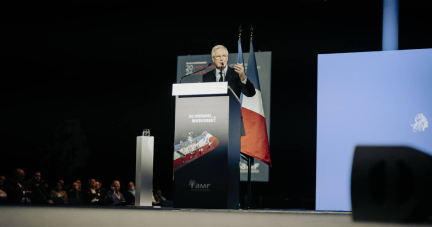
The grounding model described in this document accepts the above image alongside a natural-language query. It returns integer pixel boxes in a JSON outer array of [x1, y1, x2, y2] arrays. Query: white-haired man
[[203, 45, 256, 137], [202, 45, 256, 99]]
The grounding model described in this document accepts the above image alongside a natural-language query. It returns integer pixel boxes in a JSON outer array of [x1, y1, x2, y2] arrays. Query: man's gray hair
[[211, 45, 229, 57]]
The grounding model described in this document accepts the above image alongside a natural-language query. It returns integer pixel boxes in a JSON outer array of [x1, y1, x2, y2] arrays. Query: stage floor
[[0, 205, 430, 227]]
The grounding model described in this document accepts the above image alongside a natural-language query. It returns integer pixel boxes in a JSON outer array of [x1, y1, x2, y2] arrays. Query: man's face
[[33, 173, 41, 182], [16, 170, 25, 182], [56, 182, 62, 191], [90, 179, 96, 188], [72, 182, 79, 190], [128, 182, 135, 191], [76, 180, 82, 189], [212, 48, 228, 69], [156, 190, 162, 196], [96, 182, 101, 190]]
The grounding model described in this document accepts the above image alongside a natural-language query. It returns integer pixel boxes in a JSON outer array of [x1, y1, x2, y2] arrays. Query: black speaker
[[351, 146, 432, 222]]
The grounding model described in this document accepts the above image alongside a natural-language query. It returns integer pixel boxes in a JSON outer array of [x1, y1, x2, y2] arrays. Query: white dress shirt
[[215, 66, 248, 84]]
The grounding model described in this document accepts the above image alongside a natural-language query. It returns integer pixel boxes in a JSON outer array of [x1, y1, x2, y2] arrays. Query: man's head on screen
[[211, 45, 229, 70]]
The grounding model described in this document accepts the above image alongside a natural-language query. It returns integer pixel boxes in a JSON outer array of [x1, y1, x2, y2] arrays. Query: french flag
[[240, 40, 272, 167]]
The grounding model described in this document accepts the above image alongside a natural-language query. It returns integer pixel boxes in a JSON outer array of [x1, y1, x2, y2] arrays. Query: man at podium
[[202, 45, 256, 99]]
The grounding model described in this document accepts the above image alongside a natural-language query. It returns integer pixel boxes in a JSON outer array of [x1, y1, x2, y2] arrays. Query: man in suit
[[28, 171, 53, 204], [83, 178, 105, 205], [202, 45, 256, 99], [3, 169, 32, 204], [203, 45, 256, 137]]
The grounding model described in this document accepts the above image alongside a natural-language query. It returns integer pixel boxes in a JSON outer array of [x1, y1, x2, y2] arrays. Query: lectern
[[172, 82, 241, 209], [135, 136, 154, 207]]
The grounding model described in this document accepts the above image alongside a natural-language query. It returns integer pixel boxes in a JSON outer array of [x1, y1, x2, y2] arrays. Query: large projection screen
[[316, 48, 432, 211], [177, 52, 272, 182]]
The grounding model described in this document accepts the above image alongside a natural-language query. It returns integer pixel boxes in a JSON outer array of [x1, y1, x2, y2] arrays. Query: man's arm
[[234, 63, 256, 97]]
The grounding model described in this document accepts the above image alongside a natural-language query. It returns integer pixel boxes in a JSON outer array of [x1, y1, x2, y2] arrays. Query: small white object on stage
[[135, 135, 154, 207]]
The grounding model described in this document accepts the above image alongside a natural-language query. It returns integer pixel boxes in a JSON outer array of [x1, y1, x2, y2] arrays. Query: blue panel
[[316, 48, 432, 211]]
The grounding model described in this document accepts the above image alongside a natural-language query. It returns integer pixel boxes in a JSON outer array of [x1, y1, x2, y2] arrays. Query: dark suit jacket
[[28, 181, 52, 204], [202, 67, 256, 98], [3, 178, 26, 204], [83, 188, 105, 205]]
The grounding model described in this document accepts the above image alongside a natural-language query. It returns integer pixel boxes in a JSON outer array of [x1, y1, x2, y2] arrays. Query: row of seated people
[[0, 168, 169, 206]]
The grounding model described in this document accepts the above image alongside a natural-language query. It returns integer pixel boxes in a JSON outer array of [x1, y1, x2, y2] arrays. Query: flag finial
[[250, 23, 253, 41], [239, 24, 242, 41]]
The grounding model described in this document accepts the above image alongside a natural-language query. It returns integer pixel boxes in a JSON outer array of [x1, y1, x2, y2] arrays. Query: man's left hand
[[234, 63, 246, 81]]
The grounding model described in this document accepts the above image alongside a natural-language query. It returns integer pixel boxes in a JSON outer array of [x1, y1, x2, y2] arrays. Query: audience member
[[3, 169, 32, 204], [83, 178, 104, 205], [106, 180, 126, 206], [50, 181, 69, 204], [152, 188, 159, 206], [152, 193, 159, 206], [76, 180, 82, 191], [0, 176, 7, 203], [123, 181, 135, 205], [154, 189, 173, 207], [68, 182, 83, 199], [96, 181, 107, 204], [96, 181, 106, 198], [154, 189, 166, 202], [28, 172, 53, 204]]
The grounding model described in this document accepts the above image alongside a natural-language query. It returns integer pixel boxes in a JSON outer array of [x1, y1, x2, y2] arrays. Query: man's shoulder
[[203, 69, 215, 77], [202, 69, 215, 82]]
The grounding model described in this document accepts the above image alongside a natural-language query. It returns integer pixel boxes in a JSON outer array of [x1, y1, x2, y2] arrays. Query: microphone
[[220, 63, 224, 82], [179, 63, 212, 83]]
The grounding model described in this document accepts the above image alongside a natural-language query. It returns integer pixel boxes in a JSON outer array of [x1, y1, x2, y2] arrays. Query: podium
[[135, 136, 154, 206], [172, 82, 241, 209]]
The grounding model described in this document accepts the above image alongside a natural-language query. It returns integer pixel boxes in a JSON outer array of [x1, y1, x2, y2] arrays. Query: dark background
[[1, 0, 431, 209]]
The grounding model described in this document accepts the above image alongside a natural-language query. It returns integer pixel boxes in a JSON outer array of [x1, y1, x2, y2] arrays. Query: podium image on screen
[[172, 82, 241, 209]]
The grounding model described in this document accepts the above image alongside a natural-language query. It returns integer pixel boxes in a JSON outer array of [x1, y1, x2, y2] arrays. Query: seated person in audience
[[50, 181, 69, 204], [0, 175, 7, 203], [3, 169, 32, 204], [106, 180, 126, 206], [76, 180, 82, 191], [96, 181, 106, 197], [83, 178, 104, 205], [28, 172, 53, 204], [155, 189, 166, 202], [154, 189, 173, 207], [68, 182, 83, 199], [152, 188, 160, 206], [96, 181, 106, 204], [152, 193, 159, 206], [123, 181, 135, 205]]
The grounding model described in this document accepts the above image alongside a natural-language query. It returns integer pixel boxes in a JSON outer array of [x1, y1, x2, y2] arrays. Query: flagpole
[[239, 24, 242, 41], [246, 23, 253, 210]]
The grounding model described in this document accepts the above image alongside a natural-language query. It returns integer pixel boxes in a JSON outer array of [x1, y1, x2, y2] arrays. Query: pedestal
[[135, 136, 154, 206]]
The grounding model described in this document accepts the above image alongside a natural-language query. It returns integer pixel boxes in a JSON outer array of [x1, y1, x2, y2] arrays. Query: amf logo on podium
[[189, 179, 211, 192]]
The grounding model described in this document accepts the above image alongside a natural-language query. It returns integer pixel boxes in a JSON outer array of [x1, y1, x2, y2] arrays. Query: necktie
[[219, 71, 223, 82]]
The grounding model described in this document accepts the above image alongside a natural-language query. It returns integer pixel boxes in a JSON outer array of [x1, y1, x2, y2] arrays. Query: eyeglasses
[[214, 55, 228, 60]]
